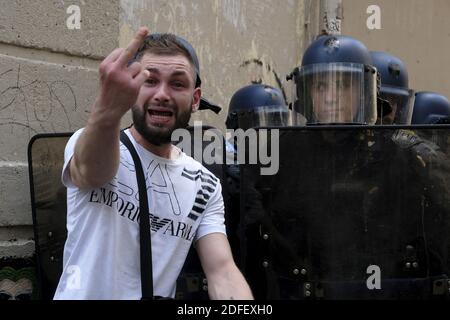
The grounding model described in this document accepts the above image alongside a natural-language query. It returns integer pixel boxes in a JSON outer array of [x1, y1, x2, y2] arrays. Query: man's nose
[[153, 82, 170, 103]]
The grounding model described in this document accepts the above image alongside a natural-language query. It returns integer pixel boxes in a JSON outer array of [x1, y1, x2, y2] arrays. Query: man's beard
[[132, 102, 192, 146]]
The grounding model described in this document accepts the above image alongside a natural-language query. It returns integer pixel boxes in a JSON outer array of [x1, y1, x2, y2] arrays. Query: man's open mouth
[[148, 109, 174, 117], [147, 108, 174, 125]]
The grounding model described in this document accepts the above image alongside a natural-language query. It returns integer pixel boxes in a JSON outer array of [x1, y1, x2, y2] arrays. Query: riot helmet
[[226, 84, 294, 130], [288, 35, 378, 125], [370, 51, 414, 124], [411, 91, 450, 124]]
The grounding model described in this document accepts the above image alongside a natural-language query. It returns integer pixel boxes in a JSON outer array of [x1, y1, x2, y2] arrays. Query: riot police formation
[[237, 35, 450, 299]]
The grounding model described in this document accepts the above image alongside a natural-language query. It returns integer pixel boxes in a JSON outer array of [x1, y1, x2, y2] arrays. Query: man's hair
[[134, 34, 192, 63], [132, 33, 201, 87]]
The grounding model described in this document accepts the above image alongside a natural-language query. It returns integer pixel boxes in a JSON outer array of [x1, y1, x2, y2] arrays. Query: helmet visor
[[291, 63, 377, 125], [378, 87, 415, 125], [236, 105, 302, 129]]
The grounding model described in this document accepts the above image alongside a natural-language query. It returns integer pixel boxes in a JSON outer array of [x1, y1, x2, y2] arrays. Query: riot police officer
[[288, 35, 378, 125], [225, 84, 292, 296], [410, 91, 450, 153], [412, 91, 450, 124], [226, 84, 292, 131], [224, 84, 292, 269], [370, 51, 414, 124], [370, 52, 449, 182]]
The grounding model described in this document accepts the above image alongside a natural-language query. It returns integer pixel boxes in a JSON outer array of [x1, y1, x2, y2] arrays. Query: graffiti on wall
[[0, 65, 80, 138]]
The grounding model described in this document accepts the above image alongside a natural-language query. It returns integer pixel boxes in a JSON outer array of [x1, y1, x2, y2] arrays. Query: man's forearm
[[207, 265, 254, 300], [70, 104, 122, 189], [69, 28, 150, 189]]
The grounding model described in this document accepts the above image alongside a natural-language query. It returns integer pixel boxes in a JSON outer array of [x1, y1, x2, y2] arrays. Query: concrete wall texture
[[118, 0, 307, 128], [0, 0, 119, 265], [342, 0, 450, 99]]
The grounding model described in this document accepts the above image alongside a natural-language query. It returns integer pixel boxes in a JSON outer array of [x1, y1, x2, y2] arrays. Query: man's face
[[310, 75, 360, 123], [132, 52, 201, 146]]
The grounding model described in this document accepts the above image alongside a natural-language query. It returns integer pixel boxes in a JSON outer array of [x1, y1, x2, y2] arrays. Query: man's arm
[[69, 27, 150, 189], [196, 233, 253, 300]]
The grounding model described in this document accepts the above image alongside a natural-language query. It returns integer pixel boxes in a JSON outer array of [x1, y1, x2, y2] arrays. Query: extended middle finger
[[116, 27, 149, 67]]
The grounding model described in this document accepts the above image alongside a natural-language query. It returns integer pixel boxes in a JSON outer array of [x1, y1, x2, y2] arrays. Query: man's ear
[[192, 87, 201, 113]]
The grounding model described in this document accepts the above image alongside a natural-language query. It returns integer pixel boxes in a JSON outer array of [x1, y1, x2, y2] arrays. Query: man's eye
[[172, 82, 186, 88], [146, 78, 158, 85]]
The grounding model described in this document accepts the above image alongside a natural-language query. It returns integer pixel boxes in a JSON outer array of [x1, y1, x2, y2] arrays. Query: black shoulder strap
[[119, 130, 153, 300]]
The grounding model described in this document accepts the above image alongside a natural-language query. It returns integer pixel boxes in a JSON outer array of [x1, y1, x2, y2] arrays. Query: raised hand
[[69, 27, 151, 189], [95, 27, 150, 121]]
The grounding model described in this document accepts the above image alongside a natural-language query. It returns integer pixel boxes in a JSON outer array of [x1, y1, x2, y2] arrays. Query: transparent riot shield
[[240, 125, 450, 300], [28, 133, 72, 300]]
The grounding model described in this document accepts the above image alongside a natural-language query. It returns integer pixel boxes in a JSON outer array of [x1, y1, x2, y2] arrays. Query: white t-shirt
[[53, 128, 226, 300]]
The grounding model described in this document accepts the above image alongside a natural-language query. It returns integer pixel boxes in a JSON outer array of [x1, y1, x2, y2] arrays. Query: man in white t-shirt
[[53, 27, 253, 300]]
